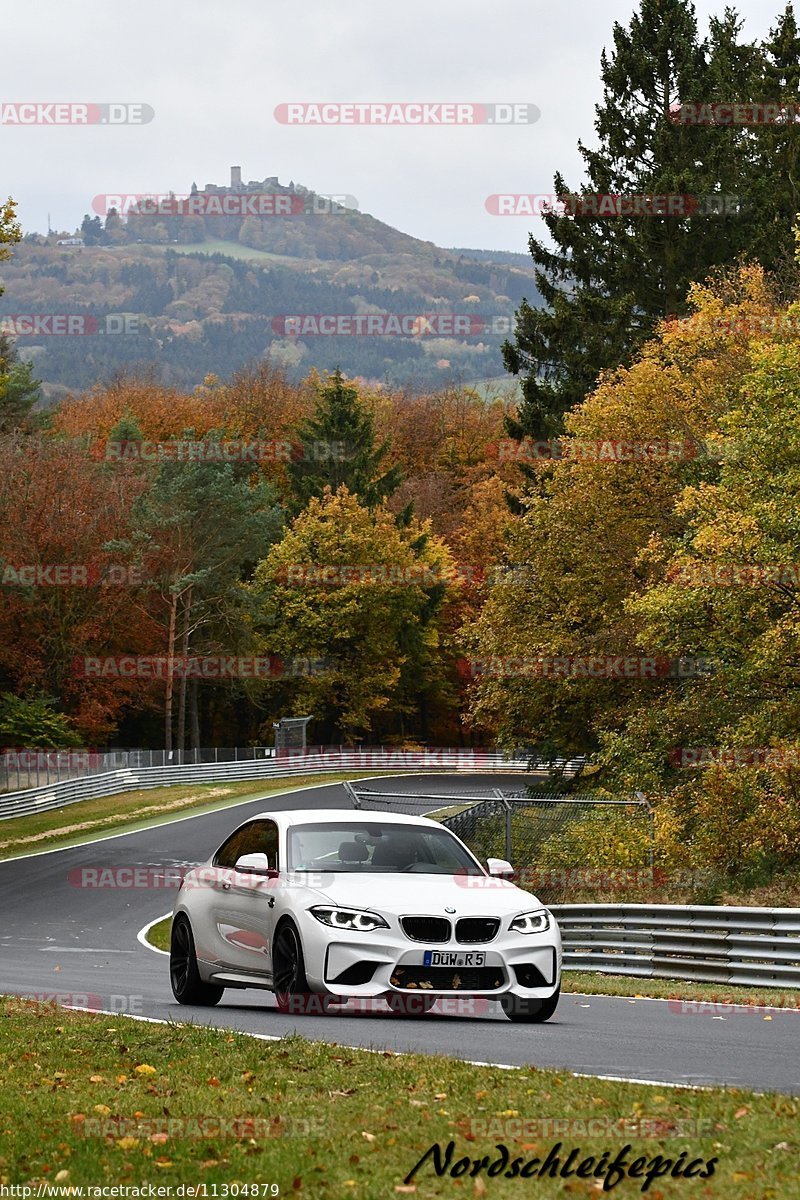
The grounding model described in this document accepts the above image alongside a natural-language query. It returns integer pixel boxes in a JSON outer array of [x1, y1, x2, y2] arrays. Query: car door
[[206, 819, 280, 979]]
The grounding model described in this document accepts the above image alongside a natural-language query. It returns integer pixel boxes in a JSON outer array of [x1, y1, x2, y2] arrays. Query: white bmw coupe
[[170, 807, 561, 1022]]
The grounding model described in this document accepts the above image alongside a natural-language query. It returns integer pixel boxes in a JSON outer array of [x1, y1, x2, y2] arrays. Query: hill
[[0, 168, 537, 399]]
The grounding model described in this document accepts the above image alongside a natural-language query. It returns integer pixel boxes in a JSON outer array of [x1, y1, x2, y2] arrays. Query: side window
[[246, 819, 279, 870], [214, 820, 280, 869], [214, 824, 255, 869]]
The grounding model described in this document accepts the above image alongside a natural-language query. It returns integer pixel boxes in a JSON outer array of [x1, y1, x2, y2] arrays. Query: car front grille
[[456, 917, 500, 943], [391, 966, 505, 991], [401, 916, 451, 942]]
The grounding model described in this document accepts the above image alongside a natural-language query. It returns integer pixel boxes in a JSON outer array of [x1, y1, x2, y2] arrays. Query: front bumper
[[297, 910, 562, 1000]]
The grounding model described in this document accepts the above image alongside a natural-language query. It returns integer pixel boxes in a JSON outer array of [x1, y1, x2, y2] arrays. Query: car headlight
[[309, 905, 389, 932], [509, 909, 551, 935]]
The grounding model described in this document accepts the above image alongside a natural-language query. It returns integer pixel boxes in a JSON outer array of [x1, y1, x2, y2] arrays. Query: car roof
[[247, 807, 444, 829]]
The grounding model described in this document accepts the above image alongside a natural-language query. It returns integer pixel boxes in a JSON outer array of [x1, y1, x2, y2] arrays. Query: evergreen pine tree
[[0, 333, 40, 433], [752, 2, 800, 289], [287, 370, 402, 511], [503, 0, 789, 467]]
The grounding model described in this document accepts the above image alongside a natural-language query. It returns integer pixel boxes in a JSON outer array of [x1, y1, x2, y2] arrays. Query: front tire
[[170, 915, 224, 1006], [272, 921, 334, 1014], [501, 985, 560, 1023]]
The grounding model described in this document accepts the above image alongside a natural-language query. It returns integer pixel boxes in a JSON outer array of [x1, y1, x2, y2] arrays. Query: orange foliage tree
[[0, 435, 162, 741]]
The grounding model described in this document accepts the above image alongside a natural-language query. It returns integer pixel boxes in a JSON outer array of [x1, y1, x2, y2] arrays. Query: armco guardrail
[[551, 903, 800, 988], [0, 746, 276, 794], [0, 749, 532, 821]]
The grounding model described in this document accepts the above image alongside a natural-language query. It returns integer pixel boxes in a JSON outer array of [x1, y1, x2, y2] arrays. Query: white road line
[[572, 1071, 712, 1090], [39, 947, 139, 953], [565, 989, 800, 1014], [54, 1002, 713, 1089]]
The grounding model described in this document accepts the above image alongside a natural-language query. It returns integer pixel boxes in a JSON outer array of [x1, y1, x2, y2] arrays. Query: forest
[[4, 0, 800, 901]]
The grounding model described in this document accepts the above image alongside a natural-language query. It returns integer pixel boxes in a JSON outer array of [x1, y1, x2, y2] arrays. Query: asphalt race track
[[1, 773, 797, 1095]]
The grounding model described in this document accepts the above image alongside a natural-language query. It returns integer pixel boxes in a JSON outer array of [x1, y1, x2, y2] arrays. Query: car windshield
[[287, 821, 484, 874]]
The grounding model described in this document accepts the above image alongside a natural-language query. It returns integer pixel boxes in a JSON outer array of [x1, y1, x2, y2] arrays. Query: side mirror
[[486, 857, 515, 879], [235, 852, 278, 878]]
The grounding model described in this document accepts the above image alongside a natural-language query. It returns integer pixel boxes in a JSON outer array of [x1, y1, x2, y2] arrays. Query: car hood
[[294, 871, 545, 918]]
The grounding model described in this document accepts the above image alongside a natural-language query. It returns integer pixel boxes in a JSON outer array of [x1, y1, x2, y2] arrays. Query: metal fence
[[349, 782, 652, 892], [551, 903, 800, 988], [0, 748, 534, 821], [0, 746, 276, 794]]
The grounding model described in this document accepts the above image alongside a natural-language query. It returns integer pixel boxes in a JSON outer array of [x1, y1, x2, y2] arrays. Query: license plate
[[423, 950, 485, 968]]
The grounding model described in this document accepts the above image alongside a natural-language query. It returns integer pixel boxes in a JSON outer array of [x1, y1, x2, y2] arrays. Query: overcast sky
[[2, 0, 786, 253]]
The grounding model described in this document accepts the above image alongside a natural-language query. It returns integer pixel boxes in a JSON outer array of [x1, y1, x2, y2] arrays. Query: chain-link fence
[[346, 783, 654, 905]]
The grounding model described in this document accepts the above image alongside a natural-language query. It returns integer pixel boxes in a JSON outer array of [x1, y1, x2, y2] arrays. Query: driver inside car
[[369, 833, 420, 869]]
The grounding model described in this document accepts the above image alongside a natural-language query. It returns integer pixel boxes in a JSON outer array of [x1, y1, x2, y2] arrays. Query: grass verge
[[146, 917, 172, 953], [562, 971, 800, 1009], [1, 997, 797, 1195], [0, 773, 377, 862]]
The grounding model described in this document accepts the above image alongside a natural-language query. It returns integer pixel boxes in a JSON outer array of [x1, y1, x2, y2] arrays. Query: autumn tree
[[468, 265, 774, 759], [0, 693, 81, 748], [378, 385, 514, 539], [107, 428, 283, 750], [54, 378, 231, 444], [0, 197, 19, 263], [0, 434, 156, 742], [470, 262, 800, 891], [251, 487, 458, 742]]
